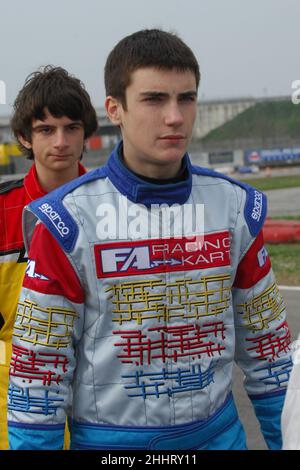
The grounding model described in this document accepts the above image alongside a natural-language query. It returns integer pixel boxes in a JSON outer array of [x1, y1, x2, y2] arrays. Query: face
[[106, 67, 198, 178], [20, 108, 85, 177]]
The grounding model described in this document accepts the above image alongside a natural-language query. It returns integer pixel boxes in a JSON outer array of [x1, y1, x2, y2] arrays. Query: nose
[[53, 129, 69, 148], [164, 102, 184, 127]]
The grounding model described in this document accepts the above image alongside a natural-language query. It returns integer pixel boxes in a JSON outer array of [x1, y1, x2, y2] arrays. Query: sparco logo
[[39, 203, 70, 237], [251, 190, 263, 221]]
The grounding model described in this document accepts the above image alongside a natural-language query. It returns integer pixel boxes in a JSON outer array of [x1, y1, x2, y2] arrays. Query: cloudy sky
[[0, 0, 299, 115]]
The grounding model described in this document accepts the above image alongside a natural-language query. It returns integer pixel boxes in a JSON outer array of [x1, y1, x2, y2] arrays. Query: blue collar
[[106, 141, 193, 207]]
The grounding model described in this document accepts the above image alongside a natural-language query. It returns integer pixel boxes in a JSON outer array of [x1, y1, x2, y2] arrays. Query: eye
[[67, 124, 82, 132], [142, 94, 165, 103], [179, 94, 197, 103], [144, 96, 162, 102], [39, 127, 53, 134]]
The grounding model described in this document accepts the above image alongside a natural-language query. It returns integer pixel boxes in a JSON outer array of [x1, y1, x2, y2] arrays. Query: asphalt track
[[265, 187, 300, 217], [233, 286, 300, 450]]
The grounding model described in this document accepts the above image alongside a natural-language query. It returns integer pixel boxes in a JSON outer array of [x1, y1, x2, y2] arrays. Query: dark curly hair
[[11, 66, 98, 159]]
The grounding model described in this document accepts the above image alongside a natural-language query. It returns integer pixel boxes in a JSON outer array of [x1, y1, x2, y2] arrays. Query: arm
[[232, 191, 292, 450], [0, 191, 27, 450], [7, 223, 84, 450]]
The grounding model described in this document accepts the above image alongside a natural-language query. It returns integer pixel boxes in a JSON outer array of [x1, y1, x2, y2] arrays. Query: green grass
[[238, 173, 300, 191], [267, 243, 300, 285], [271, 215, 300, 221], [202, 100, 300, 142]]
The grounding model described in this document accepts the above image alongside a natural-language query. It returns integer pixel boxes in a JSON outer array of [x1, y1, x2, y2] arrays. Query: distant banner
[[209, 150, 233, 165], [245, 148, 300, 164]]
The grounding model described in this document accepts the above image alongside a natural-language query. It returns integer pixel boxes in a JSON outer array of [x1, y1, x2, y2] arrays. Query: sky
[[0, 0, 299, 115]]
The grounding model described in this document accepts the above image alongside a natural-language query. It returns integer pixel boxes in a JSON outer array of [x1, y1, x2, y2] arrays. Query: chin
[[161, 151, 185, 163]]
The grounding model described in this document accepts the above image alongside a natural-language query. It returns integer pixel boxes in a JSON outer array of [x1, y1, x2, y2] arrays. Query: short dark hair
[[11, 66, 98, 159], [104, 29, 200, 108]]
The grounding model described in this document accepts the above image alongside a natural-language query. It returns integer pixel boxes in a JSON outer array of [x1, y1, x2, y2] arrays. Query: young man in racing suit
[[8, 30, 292, 450], [0, 66, 98, 449]]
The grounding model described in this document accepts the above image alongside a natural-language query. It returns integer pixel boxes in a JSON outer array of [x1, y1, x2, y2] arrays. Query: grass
[[238, 173, 300, 191], [267, 243, 300, 285], [202, 100, 300, 142], [270, 215, 300, 221]]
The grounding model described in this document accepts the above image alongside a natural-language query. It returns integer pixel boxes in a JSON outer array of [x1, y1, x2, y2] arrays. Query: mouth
[[50, 154, 70, 158], [159, 135, 185, 143], [160, 135, 185, 140]]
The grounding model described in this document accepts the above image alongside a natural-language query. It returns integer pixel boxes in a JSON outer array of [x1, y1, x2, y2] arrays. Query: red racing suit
[[0, 163, 85, 449]]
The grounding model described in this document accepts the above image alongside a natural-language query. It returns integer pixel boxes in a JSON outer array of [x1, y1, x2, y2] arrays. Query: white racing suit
[[8, 142, 292, 450]]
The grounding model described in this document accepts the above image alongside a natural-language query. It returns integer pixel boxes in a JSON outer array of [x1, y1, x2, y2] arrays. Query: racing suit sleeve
[[232, 224, 292, 450], [7, 223, 85, 450]]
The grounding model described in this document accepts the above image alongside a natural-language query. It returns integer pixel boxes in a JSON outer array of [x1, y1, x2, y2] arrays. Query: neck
[[35, 164, 80, 192], [122, 153, 183, 180]]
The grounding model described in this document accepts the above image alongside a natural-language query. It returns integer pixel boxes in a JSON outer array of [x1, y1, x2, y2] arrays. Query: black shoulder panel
[[0, 178, 24, 195]]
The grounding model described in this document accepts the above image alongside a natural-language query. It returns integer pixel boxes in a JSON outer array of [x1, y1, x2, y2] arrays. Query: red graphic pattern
[[10, 344, 69, 385], [246, 321, 291, 362], [113, 322, 226, 366]]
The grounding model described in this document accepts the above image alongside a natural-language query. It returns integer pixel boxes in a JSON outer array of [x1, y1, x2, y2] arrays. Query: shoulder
[[191, 165, 267, 237], [0, 178, 24, 195], [25, 167, 107, 253]]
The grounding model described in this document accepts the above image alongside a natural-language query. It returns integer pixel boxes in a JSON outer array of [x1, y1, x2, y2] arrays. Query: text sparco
[[39, 203, 70, 237], [251, 190, 263, 221]]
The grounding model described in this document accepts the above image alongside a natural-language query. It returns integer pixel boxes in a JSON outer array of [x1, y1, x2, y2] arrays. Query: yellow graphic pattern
[[106, 274, 231, 325], [237, 283, 285, 331], [14, 299, 78, 349]]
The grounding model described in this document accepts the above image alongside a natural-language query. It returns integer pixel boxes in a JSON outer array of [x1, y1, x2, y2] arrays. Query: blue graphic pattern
[[123, 363, 215, 398], [8, 385, 64, 415], [255, 357, 293, 387]]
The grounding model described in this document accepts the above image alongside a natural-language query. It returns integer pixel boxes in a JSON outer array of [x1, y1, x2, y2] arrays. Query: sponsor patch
[[257, 246, 269, 268], [25, 260, 49, 280], [94, 232, 230, 278], [251, 190, 263, 222], [38, 203, 70, 238]]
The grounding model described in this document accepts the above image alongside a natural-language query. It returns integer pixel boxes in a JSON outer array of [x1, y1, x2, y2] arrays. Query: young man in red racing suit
[[0, 66, 97, 449]]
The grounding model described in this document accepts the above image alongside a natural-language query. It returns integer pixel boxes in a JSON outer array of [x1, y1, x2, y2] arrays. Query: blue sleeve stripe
[[248, 388, 287, 401], [249, 391, 286, 449], [8, 423, 65, 450], [8, 420, 64, 430]]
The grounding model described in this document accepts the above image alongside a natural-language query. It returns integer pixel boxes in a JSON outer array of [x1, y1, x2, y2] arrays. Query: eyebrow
[[139, 91, 198, 98], [32, 121, 83, 131]]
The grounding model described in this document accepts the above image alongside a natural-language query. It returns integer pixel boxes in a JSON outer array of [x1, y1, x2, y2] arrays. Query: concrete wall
[[193, 97, 256, 139]]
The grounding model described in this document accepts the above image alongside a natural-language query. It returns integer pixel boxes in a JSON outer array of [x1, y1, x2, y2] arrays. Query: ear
[[105, 96, 123, 126], [18, 134, 32, 150]]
